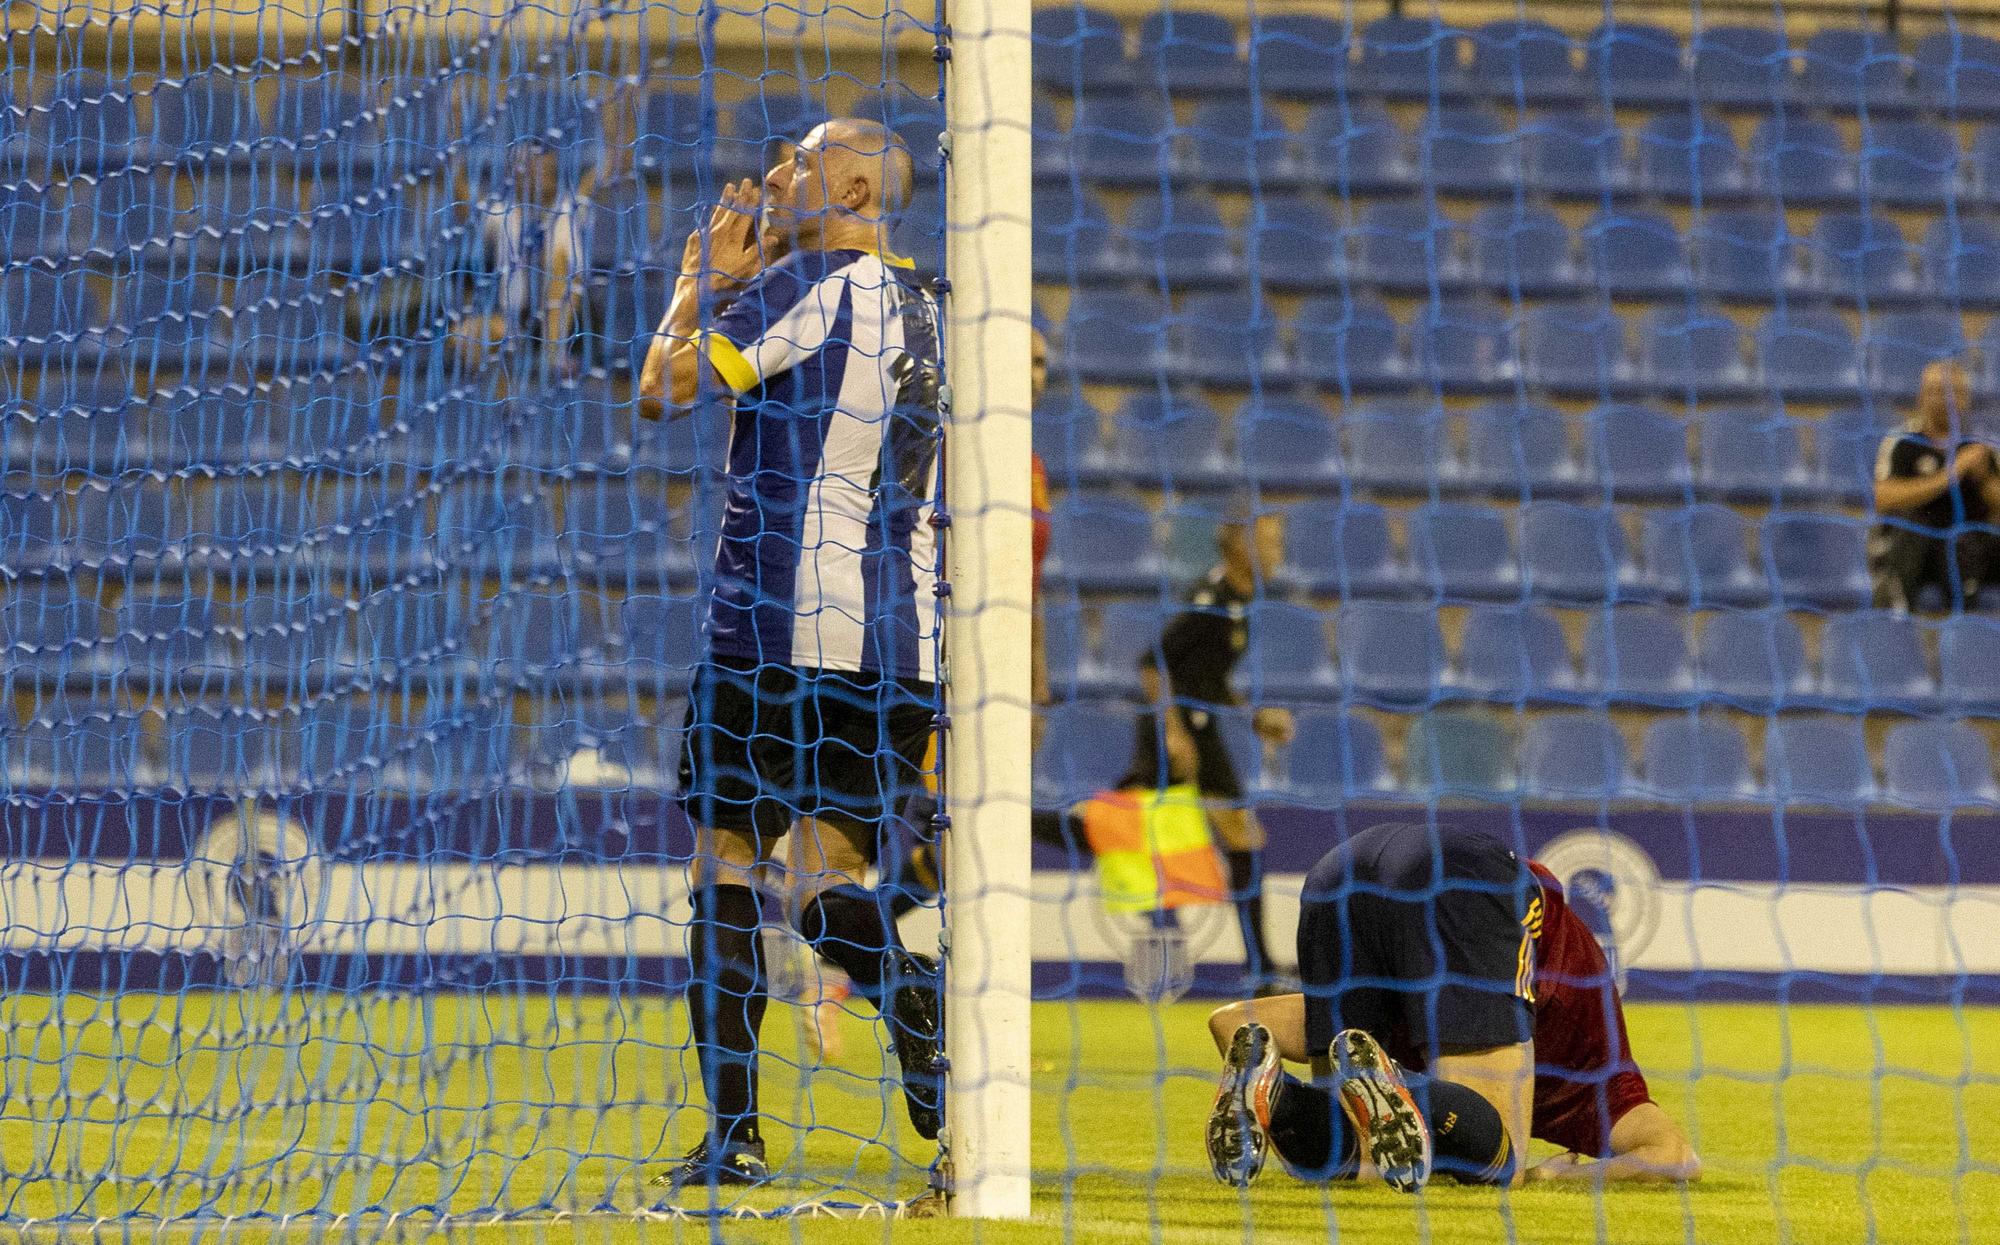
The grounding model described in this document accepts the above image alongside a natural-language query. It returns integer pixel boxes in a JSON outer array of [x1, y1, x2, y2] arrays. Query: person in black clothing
[[1872, 361, 2000, 612], [1123, 502, 1293, 990]]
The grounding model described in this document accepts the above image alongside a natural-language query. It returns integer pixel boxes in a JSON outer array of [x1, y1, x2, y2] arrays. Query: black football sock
[[1265, 1072, 1360, 1181], [685, 882, 766, 1150], [796, 884, 907, 1007], [1418, 1078, 1517, 1186], [1226, 849, 1274, 981]]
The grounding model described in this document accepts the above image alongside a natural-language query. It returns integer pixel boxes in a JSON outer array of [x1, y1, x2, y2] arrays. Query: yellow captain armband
[[701, 332, 758, 393]]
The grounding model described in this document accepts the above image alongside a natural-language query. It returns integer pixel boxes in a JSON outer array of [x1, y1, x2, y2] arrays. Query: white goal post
[[941, 0, 1035, 1222]]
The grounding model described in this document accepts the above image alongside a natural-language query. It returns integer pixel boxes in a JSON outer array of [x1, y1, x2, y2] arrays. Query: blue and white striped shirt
[[700, 248, 944, 681]]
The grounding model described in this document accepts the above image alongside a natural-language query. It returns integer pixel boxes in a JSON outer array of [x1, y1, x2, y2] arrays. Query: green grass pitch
[[2, 992, 1994, 1243]]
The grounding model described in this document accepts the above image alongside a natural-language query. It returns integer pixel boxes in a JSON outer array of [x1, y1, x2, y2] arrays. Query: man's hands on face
[[1951, 442, 1995, 482], [681, 177, 765, 290]]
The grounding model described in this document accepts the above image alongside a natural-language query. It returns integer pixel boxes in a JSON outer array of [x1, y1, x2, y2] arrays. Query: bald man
[[1871, 360, 2000, 611], [637, 119, 944, 1190]]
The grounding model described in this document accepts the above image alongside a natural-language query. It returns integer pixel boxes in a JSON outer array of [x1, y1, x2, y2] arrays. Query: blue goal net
[[0, 0, 972, 1230], [1028, 3, 1999, 1241]]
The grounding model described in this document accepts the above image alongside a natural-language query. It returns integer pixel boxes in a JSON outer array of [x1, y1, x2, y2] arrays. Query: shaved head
[[812, 117, 913, 219], [764, 116, 914, 253]]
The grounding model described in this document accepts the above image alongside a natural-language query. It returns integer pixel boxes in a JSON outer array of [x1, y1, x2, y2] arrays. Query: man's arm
[[1526, 1101, 1701, 1185], [637, 178, 763, 418], [1876, 443, 1989, 516]]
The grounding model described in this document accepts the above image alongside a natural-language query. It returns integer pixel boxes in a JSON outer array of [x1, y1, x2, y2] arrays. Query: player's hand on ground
[[1252, 706, 1295, 747], [1524, 1152, 1590, 1183], [681, 177, 764, 290]]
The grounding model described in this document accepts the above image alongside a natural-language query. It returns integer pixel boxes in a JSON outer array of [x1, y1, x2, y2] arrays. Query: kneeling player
[[1204, 822, 1699, 1190]]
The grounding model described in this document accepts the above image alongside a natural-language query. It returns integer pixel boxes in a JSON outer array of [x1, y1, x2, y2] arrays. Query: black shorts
[[1119, 706, 1243, 800], [678, 654, 937, 840], [1297, 822, 1537, 1070]]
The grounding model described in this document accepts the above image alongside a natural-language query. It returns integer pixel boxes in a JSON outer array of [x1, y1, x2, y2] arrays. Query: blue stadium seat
[[1521, 713, 1630, 799], [889, 192, 943, 271], [1870, 311, 1968, 396], [1937, 615, 2000, 711], [1914, 31, 2000, 115], [1032, 5, 1136, 94], [161, 705, 303, 793], [1251, 195, 1346, 292], [433, 478, 559, 579], [1120, 191, 1238, 288], [1136, 11, 1244, 94], [0, 490, 62, 574], [1861, 121, 1963, 207], [7, 383, 144, 475], [1032, 97, 1068, 181], [153, 75, 263, 155], [1107, 391, 1230, 488], [1642, 717, 1756, 802], [1814, 405, 1897, 499], [270, 73, 377, 172], [1160, 502, 1225, 584], [1061, 291, 1170, 383], [1469, 204, 1576, 296], [1521, 303, 1630, 396], [1351, 200, 1465, 291], [1, 267, 102, 356], [1758, 309, 1863, 400], [1280, 711, 1393, 802], [1410, 502, 1515, 600], [1342, 399, 1447, 493], [1521, 111, 1630, 199], [1748, 116, 1856, 204], [1251, 16, 1351, 98], [1760, 577, 1873, 681], [1522, 502, 1634, 602], [1922, 217, 2000, 304], [1032, 704, 1144, 808], [1643, 306, 1749, 400], [1698, 407, 1811, 500], [1587, 23, 1687, 105], [1336, 601, 1443, 705], [1451, 603, 1575, 702], [1239, 600, 1338, 702], [1468, 20, 1582, 103], [1086, 601, 1162, 696], [1809, 212, 1920, 301], [1034, 395, 1106, 482], [8, 711, 151, 792], [406, 702, 511, 796], [1418, 106, 1521, 195], [121, 271, 225, 367], [1794, 26, 1913, 113], [70, 480, 179, 567], [1405, 709, 1517, 796], [80, 168, 178, 250], [1300, 101, 1407, 193], [1461, 400, 1583, 498], [299, 698, 395, 790], [229, 274, 354, 370], [1884, 720, 2000, 809], [1589, 404, 1691, 501], [1635, 111, 1743, 200], [629, 89, 707, 177], [1640, 505, 1764, 606], [1768, 718, 1874, 806], [1415, 296, 1516, 392], [1697, 610, 1808, 705], [1184, 99, 1297, 187], [1292, 293, 1405, 389], [116, 593, 234, 692], [37, 70, 143, 167], [1234, 397, 1341, 491], [1174, 293, 1284, 388], [1693, 210, 1800, 300], [599, 593, 702, 695], [1586, 209, 1688, 297], [1046, 496, 1161, 593], [1032, 186, 1119, 283], [1357, 16, 1469, 99], [1764, 513, 1871, 608], [1583, 606, 1693, 704], [241, 592, 360, 692], [1, 584, 101, 679], [1070, 91, 1173, 185], [480, 590, 587, 685], [1280, 500, 1410, 597], [1691, 25, 1794, 111]]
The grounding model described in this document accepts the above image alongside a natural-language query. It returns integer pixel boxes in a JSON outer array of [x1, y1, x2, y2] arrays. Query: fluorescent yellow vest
[[1079, 784, 1228, 914]]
